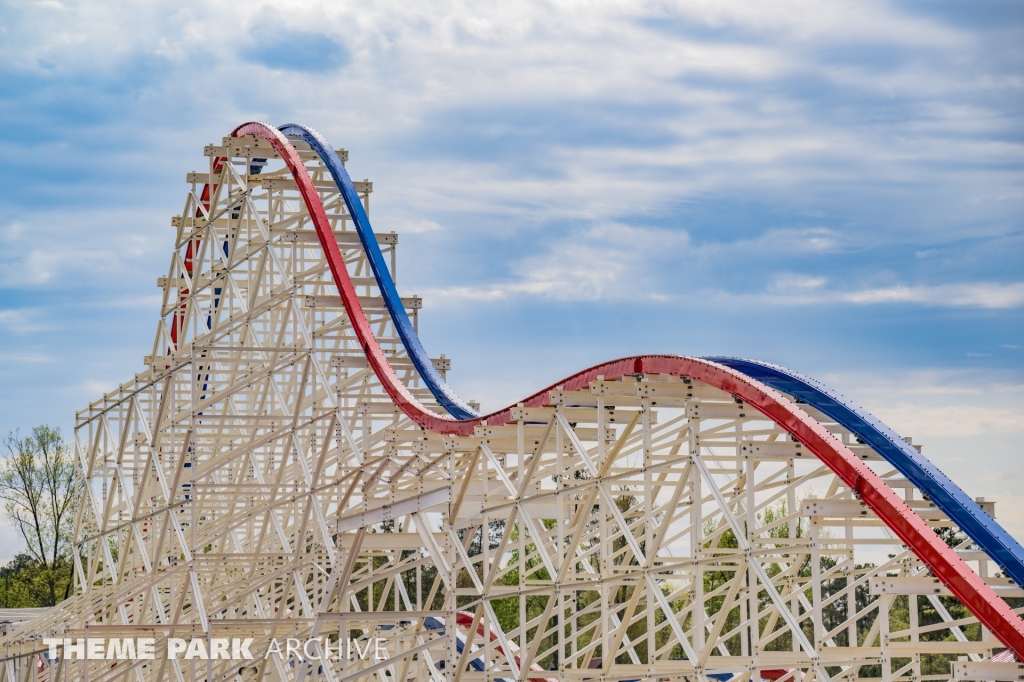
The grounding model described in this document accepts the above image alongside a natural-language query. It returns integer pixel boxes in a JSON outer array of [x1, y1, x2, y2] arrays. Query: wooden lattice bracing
[[0, 135, 1019, 682]]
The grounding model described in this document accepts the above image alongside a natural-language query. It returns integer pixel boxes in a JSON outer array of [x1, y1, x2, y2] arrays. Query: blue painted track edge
[[707, 356, 1024, 589], [277, 123, 479, 420]]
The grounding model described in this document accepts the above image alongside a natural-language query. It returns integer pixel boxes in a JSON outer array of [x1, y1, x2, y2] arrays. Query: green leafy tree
[[0, 425, 77, 606]]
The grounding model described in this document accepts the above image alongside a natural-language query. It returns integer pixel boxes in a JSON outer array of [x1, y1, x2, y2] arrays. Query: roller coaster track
[[275, 121, 1024, 596], [1, 121, 1021, 681], [251, 120, 1024, 653], [704, 359, 1024, 593]]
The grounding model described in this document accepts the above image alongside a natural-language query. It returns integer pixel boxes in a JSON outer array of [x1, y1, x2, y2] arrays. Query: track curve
[[708, 357, 1024, 591], [285, 117, 1024, 616], [277, 122, 479, 420], [231, 121, 1024, 657]]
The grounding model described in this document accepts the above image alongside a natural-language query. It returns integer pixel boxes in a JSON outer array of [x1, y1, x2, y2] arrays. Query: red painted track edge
[[229, 122, 1024, 658]]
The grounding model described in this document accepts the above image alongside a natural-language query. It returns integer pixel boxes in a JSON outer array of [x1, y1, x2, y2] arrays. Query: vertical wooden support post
[[787, 458, 798, 653], [597, 389, 610, 670], [556, 408, 564, 567], [390, 235, 396, 283], [978, 549, 991, 648], [517, 413, 526, 666], [690, 415, 704, 654], [811, 513, 823, 650], [847, 520, 857, 648], [747, 456, 760, 681], [909, 592, 920, 680], [736, 420, 748, 659], [443, 446, 456, 682], [483, 485, 492, 677], [880, 593, 892, 682], [556, 406, 565, 672], [445, 517, 456, 682], [361, 397, 369, 462], [643, 394, 654, 663]]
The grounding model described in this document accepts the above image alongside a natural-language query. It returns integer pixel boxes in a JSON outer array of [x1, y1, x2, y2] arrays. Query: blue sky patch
[[242, 26, 349, 73]]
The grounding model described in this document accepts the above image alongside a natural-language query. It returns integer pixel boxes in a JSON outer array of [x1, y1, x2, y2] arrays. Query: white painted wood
[[0, 137, 1008, 682]]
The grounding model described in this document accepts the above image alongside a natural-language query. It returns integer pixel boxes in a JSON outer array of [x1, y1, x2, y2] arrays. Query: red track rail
[[169, 158, 223, 350], [224, 122, 1024, 658]]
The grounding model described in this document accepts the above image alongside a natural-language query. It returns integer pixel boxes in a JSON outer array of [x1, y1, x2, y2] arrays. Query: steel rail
[[277, 122, 479, 420], [708, 356, 1024, 592], [230, 121, 1024, 658]]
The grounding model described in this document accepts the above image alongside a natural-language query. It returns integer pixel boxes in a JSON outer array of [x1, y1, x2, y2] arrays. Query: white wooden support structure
[[0, 129, 1020, 682]]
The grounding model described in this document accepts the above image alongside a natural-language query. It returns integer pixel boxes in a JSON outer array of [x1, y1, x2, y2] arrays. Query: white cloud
[[89, 295, 164, 310], [0, 208, 167, 290], [0, 352, 53, 364], [818, 369, 1024, 437], [819, 368, 1024, 397], [706, 280, 1024, 310], [649, 1, 965, 47], [770, 273, 827, 292], [0, 309, 46, 334], [988, 491, 1024, 540], [684, 228, 845, 261], [398, 219, 443, 234], [2, 222, 25, 241], [419, 286, 508, 302], [872, 402, 1024, 438], [77, 379, 119, 399], [1, 0, 1017, 285], [842, 282, 1024, 308], [424, 222, 689, 302], [0, 246, 150, 287]]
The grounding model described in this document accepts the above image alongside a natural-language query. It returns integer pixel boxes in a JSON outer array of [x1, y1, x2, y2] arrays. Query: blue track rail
[[708, 356, 1024, 589], [278, 123, 480, 420]]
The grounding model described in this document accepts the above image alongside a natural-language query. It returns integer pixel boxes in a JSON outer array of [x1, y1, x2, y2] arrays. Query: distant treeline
[[0, 554, 73, 608]]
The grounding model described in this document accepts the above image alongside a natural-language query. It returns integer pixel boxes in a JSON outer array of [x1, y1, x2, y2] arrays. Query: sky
[[0, 0, 1022, 555]]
